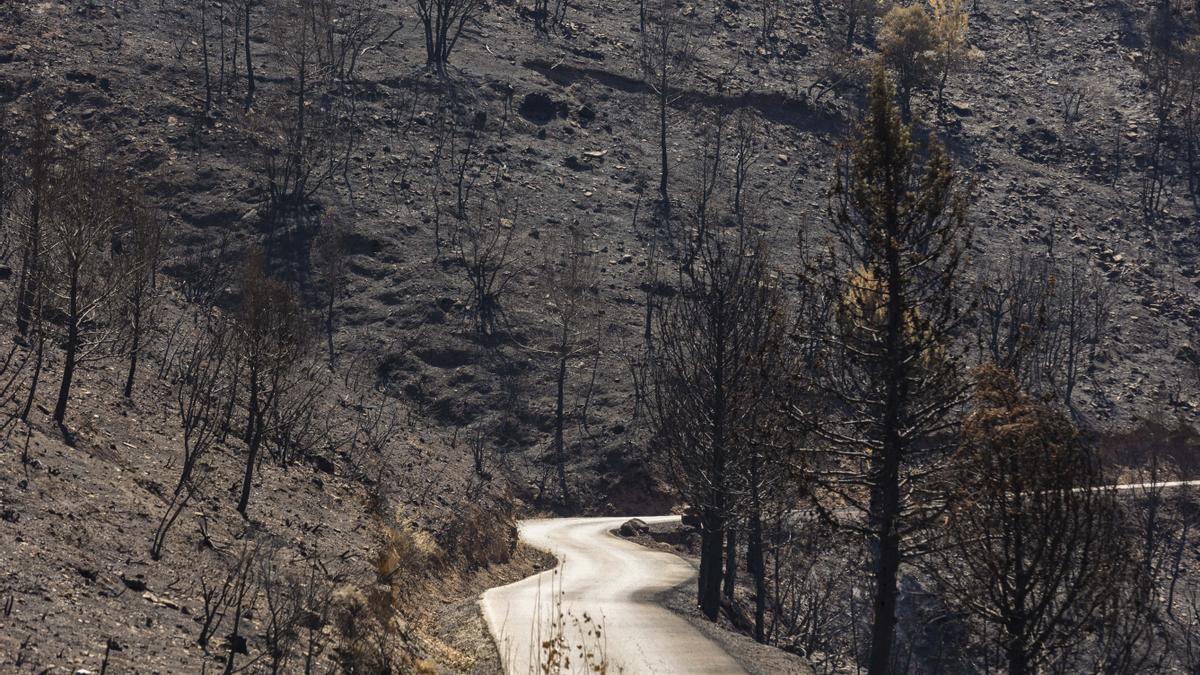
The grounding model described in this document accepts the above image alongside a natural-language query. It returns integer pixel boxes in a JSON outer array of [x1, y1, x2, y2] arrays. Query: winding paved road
[[481, 516, 746, 675], [480, 482, 1200, 673]]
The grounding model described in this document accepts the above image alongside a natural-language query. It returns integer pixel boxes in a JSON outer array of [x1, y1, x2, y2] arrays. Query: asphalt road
[[480, 482, 1200, 674], [481, 516, 747, 675]]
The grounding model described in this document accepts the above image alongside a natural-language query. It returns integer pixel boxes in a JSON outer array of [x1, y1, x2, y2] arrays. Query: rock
[[564, 155, 593, 171], [681, 506, 702, 529], [619, 518, 649, 537], [121, 576, 147, 592], [142, 591, 180, 610], [948, 100, 973, 116]]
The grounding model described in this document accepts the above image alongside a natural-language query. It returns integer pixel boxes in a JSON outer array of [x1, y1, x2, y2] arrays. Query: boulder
[[618, 518, 649, 537]]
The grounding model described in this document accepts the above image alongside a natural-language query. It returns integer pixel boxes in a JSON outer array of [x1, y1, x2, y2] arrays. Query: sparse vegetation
[[2, 0, 1200, 672]]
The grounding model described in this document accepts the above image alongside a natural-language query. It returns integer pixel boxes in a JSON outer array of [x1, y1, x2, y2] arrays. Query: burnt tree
[[797, 67, 970, 675], [651, 225, 783, 621]]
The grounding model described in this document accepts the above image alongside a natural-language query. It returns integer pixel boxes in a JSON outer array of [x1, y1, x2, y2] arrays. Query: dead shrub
[[376, 523, 445, 587], [330, 584, 406, 673], [438, 499, 517, 568]]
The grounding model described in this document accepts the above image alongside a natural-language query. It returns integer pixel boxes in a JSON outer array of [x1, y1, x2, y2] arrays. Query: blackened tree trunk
[[700, 504, 725, 620], [554, 344, 569, 504], [325, 289, 336, 365], [237, 365, 262, 517], [748, 505, 766, 643], [15, 113, 51, 338], [201, 0, 212, 116], [658, 82, 670, 211], [723, 526, 738, 600], [237, 423, 262, 517], [20, 329, 45, 422], [243, 1, 255, 111], [52, 277, 80, 424], [14, 197, 39, 336], [124, 300, 142, 398]]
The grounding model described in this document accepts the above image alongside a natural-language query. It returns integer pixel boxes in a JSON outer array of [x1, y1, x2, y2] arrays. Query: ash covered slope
[[0, 0, 1197, 527]]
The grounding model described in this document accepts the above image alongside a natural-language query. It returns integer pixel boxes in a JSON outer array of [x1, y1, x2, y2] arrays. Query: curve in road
[[481, 516, 747, 675]]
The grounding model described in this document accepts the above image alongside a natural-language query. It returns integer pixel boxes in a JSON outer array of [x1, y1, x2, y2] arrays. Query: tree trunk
[[202, 0, 212, 116], [292, 45, 307, 207], [723, 527, 738, 600], [53, 279, 79, 425], [15, 197, 40, 337], [866, 477, 901, 675], [325, 291, 336, 365], [221, 360, 241, 443], [554, 346, 569, 503], [749, 508, 766, 643], [244, 367, 259, 444], [20, 333, 44, 422], [867, 205, 907, 675], [243, 1, 255, 111], [700, 506, 724, 620], [124, 300, 142, 398], [237, 425, 260, 517], [1005, 636, 1029, 675], [658, 84, 670, 212], [937, 67, 948, 122]]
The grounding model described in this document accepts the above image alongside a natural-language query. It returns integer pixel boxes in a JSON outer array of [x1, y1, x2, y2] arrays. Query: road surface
[[481, 516, 747, 675], [480, 483, 1200, 673]]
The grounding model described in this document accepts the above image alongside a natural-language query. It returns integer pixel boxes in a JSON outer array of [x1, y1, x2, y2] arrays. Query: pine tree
[[800, 66, 970, 675], [938, 366, 1124, 675]]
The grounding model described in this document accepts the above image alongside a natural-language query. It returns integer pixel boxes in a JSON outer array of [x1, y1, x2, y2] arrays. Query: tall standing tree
[[310, 216, 349, 365], [152, 320, 231, 560], [936, 366, 1126, 675], [929, 0, 974, 118], [798, 67, 970, 675], [242, 0, 258, 110], [44, 153, 136, 425], [1141, 0, 1184, 222], [120, 198, 164, 398], [452, 189, 520, 337], [14, 103, 53, 338], [651, 224, 783, 621], [232, 253, 305, 516], [639, 0, 693, 216], [540, 226, 599, 505], [878, 4, 938, 121]]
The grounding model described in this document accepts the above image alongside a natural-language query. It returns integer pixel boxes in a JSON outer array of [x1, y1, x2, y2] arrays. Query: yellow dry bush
[[878, 0, 978, 114], [376, 523, 444, 583]]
